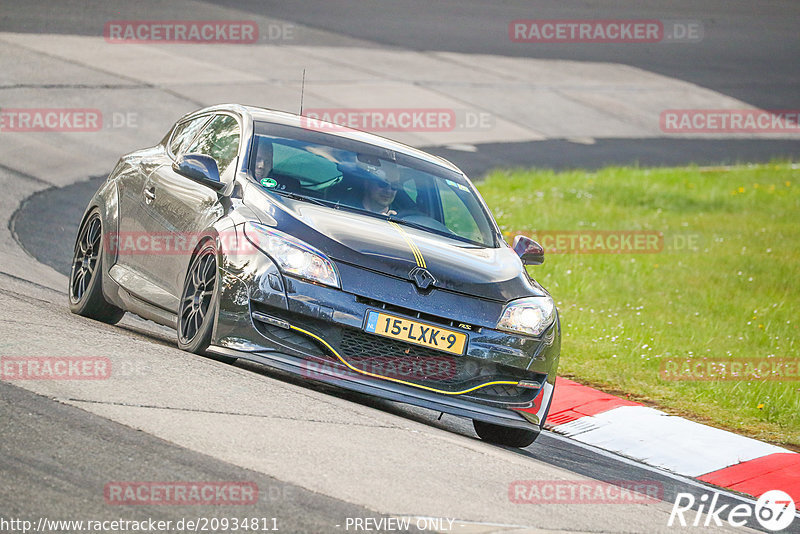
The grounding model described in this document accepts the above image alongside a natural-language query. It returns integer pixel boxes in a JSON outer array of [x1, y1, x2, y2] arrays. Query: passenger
[[254, 139, 273, 181]]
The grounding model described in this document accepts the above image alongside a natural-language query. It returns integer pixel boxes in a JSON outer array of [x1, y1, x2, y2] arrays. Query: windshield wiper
[[267, 189, 332, 208], [386, 215, 434, 234]]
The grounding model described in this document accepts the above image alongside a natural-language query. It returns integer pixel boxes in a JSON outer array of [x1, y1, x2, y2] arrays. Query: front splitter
[[207, 345, 540, 432]]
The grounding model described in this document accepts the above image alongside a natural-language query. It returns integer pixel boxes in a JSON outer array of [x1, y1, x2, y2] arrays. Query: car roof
[[184, 103, 463, 174]]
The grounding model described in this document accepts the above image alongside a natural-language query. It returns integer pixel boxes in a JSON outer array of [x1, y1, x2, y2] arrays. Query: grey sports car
[[69, 104, 560, 447]]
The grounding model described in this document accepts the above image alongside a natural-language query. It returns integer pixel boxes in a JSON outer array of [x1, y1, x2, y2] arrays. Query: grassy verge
[[477, 162, 799, 448]]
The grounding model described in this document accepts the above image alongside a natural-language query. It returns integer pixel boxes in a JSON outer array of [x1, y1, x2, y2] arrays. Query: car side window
[[185, 114, 241, 177], [169, 116, 211, 158]]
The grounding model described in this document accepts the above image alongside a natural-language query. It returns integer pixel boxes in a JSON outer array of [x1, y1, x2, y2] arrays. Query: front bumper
[[213, 242, 560, 429], [207, 344, 552, 431]]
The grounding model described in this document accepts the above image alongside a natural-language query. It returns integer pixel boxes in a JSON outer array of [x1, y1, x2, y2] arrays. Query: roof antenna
[[299, 68, 306, 116]]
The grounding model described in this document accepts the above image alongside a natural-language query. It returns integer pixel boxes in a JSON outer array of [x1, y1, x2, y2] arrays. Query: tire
[[68, 210, 125, 324], [473, 419, 540, 448], [177, 240, 235, 363]]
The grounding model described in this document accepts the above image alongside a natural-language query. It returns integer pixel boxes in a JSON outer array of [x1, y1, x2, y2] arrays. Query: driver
[[361, 166, 400, 216]]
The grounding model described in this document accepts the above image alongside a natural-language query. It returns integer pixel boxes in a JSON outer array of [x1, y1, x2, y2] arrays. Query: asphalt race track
[[1, 1, 798, 533]]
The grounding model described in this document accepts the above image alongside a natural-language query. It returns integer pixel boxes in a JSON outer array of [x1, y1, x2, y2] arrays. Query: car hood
[[244, 185, 544, 302]]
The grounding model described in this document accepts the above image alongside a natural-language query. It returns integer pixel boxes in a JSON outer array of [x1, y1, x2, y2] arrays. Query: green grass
[[477, 162, 800, 448]]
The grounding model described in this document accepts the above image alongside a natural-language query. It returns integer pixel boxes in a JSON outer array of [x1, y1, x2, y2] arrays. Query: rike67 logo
[[669, 490, 796, 531]]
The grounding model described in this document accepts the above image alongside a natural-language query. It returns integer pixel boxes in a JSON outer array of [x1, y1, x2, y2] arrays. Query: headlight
[[497, 295, 556, 336], [243, 222, 340, 288]]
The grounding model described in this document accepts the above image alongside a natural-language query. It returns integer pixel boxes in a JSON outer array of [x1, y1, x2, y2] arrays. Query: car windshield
[[250, 122, 497, 247]]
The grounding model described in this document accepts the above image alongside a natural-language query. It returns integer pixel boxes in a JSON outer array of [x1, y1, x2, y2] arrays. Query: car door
[[138, 113, 241, 310], [112, 115, 212, 297], [114, 151, 157, 278]]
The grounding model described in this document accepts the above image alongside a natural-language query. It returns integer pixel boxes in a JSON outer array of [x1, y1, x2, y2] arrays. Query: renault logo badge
[[409, 267, 436, 290]]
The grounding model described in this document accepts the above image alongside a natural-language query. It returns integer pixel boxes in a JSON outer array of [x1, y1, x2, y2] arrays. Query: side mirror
[[173, 153, 225, 191], [512, 235, 544, 266]]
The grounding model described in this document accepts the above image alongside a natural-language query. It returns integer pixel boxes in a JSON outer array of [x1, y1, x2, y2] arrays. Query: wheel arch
[[184, 229, 225, 342]]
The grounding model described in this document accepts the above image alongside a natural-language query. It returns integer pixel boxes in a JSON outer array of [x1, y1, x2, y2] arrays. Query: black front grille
[[339, 329, 467, 384], [337, 329, 535, 401], [249, 302, 538, 404]]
